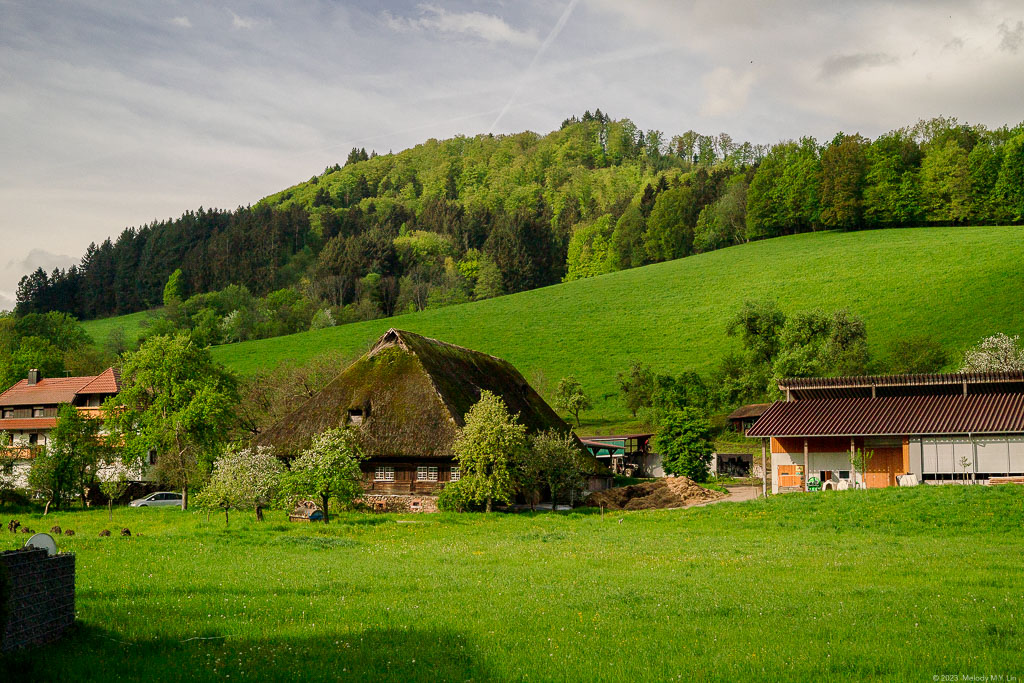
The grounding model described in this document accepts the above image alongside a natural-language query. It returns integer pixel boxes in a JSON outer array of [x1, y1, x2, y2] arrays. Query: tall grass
[[2, 485, 1021, 681]]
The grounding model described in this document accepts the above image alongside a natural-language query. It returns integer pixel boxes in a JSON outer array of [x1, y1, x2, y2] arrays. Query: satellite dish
[[25, 533, 57, 556]]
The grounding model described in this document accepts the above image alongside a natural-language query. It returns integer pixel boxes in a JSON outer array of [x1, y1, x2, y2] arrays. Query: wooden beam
[[803, 438, 809, 492], [762, 438, 767, 498]]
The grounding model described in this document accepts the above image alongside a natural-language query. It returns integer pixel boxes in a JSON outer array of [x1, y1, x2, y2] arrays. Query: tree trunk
[[182, 484, 189, 510], [486, 496, 492, 513], [108, 499, 113, 521], [321, 494, 330, 524], [44, 500, 51, 516], [255, 504, 264, 522], [225, 507, 229, 525]]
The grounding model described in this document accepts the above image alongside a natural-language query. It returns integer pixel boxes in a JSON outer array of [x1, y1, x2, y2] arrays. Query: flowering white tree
[[281, 428, 365, 524], [961, 333, 1024, 372], [196, 445, 284, 524]]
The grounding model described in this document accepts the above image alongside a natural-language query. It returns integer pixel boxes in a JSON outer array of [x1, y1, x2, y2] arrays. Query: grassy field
[[2, 485, 1022, 681], [81, 309, 159, 350]]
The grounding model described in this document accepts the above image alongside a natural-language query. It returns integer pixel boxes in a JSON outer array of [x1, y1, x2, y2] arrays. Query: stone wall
[[1, 547, 75, 652], [358, 495, 439, 513]]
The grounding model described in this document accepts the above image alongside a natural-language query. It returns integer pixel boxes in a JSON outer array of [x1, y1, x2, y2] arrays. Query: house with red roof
[[0, 367, 122, 487]]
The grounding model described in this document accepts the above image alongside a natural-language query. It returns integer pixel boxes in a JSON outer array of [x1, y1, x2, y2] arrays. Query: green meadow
[[2, 485, 1022, 681], [81, 309, 159, 351]]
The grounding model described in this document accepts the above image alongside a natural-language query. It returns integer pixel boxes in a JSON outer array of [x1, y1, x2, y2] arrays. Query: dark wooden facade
[[360, 457, 460, 495]]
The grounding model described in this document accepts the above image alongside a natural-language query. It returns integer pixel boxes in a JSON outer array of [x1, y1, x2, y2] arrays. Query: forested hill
[[16, 112, 1024, 324]]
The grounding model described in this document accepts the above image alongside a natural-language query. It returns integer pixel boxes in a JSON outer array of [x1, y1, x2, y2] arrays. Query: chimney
[[27, 369, 40, 385]]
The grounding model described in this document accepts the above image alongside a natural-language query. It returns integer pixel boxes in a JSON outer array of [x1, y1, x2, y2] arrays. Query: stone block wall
[[359, 495, 439, 513], [1, 547, 75, 652]]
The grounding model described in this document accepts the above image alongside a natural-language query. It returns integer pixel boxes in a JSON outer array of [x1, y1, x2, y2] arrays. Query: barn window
[[417, 466, 438, 481], [375, 466, 395, 482], [450, 466, 460, 482]]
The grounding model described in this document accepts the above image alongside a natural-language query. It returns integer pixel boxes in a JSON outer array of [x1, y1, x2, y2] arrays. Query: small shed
[[727, 403, 772, 434]]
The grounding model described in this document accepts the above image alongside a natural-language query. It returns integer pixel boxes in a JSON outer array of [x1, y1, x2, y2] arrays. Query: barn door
[[865, 447, 902, 488]]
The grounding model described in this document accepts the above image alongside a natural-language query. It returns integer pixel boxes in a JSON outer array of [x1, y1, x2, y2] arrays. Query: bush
[[436, 478, 479, 512]]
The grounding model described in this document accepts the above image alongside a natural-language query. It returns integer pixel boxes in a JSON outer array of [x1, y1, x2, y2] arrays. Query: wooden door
[[865, 447, 902, 488], [778, 464, 804, 488]]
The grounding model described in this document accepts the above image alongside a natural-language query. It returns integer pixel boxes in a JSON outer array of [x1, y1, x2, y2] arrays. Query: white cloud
[[231, 11, 256, 30], [170, 16, 191, 28], [700, 67, 756, 117], [384, 4, 538, 47]]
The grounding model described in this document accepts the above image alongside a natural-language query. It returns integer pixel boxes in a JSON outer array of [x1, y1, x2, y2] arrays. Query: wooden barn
[[747, 372, 1024, 493], [259, 329, 609, 503]]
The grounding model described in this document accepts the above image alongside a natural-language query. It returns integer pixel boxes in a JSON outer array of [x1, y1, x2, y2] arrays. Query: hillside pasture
[[1, 485, 1022, 681], [208, 226, 1024, 426], [81, 309, 159, 351]]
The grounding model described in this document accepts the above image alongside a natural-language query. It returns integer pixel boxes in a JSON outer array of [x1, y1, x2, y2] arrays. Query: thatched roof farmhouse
[[260, 329, 604, 500]]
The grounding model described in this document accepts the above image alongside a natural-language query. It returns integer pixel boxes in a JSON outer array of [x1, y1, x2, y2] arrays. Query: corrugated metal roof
[[747, 393, 1024, 437], [0, 418, 58, 431], [779, 371, 1024, 390]]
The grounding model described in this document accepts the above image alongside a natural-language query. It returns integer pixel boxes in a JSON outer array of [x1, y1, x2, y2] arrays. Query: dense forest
[[16, 112, 1024, 330]]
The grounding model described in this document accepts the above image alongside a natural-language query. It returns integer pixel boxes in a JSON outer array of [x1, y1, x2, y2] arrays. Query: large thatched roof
[[259, 329, 574, 458]]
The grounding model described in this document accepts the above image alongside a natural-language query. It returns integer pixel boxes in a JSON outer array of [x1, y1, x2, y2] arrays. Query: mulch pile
[[585, 477, 726, 511]]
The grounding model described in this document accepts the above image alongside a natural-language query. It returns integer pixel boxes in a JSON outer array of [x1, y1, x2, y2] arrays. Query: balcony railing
[[1, 446, 44, 460], [76, 406, 105, 418]]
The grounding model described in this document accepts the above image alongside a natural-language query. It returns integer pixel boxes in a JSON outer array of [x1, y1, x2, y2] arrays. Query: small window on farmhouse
[[417, 466, 438, 482], [347, 408, 364, 426], [839, 470, 851, 480], [32, 406, 44, 417], [28, 433, 38, 445], [2, 409, 12, 419], [148, 449, 158, 466], [450, 466, 460, 482], [375, 466, 395, 482]]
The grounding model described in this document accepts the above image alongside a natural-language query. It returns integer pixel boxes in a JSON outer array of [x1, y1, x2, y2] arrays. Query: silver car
[[129, 492, 183, 507]]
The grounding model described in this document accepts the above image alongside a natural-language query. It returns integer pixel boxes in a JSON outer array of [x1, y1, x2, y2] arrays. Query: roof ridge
[[381, 329, 514, 366]]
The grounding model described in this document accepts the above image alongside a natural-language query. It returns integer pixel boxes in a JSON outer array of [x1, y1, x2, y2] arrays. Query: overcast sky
[[1, 0, 1022, 311]]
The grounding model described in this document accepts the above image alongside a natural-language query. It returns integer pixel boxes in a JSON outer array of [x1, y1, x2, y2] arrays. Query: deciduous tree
[[654, 408, 713, 482], [280, 428, 365, 523], [452, 391, 527, 512], [105, 334, 238, 510], [554, 376, 591, 428]]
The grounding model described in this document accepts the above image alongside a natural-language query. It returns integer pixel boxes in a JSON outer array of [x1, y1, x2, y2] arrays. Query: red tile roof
[[0, 418, 58, 431], [77, 367, 121, 394], [0, 377, 94, 406], [0, 367, 120, 407], [747, 393, 1024, 438]]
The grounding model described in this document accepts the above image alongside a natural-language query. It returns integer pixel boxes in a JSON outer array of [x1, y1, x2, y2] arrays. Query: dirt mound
[[585, 477, 726, 511]]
